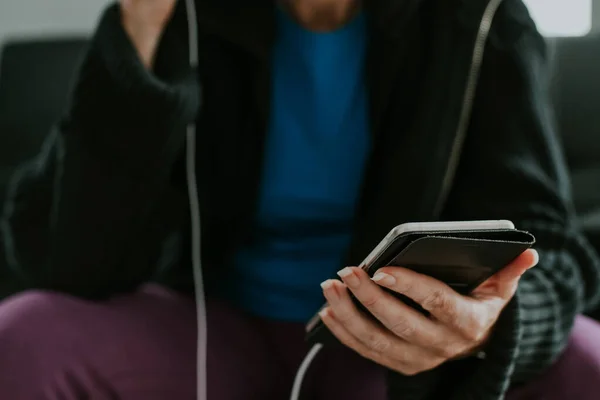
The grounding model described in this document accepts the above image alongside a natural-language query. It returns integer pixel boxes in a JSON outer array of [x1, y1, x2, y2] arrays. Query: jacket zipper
[[432, 0, 505, 218]]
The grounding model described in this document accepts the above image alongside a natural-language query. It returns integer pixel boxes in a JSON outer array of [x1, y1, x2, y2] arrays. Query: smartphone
[[305, 220, 536, 345]]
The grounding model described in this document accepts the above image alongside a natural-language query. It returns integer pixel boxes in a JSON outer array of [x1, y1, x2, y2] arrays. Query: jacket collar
[[195, 0, 275, 59], [365, 0, 425, 36]]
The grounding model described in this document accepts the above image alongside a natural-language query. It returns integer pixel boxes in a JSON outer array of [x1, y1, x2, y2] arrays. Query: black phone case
[[305, 228, 536, 346]]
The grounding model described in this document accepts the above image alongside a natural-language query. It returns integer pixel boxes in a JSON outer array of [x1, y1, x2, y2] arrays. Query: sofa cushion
[[0, 38, 88, 207], [549, 35, 600, 244]]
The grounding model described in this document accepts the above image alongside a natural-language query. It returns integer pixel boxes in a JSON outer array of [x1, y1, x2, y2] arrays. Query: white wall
[[594, 0, 600, 31], [0, 0, 113, 46], [524, 0, 593, 36]]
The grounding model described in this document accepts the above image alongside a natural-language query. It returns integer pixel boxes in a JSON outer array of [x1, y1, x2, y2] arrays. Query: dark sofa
[[549, 35, 600, 248], [0, 38, 88, 207]]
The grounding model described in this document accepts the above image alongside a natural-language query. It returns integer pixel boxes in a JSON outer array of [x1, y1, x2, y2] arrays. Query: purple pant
[[0, 284, 598, 400]]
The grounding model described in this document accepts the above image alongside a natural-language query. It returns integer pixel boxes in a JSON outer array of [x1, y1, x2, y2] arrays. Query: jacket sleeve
[[0, 3, 200, 299], [441, 1, 600, 398]]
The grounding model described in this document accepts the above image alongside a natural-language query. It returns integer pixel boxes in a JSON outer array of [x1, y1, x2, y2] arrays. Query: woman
[[1, 0, 600, 399]]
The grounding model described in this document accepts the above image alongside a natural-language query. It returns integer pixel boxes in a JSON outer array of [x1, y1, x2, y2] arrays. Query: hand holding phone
[[305, 220, 537, 376]]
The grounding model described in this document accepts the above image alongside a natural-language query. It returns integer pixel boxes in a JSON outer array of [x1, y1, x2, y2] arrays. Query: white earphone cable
[[182, 2, 323, 399], [182, 0, 206, 399], [289, 343, 323, 400]]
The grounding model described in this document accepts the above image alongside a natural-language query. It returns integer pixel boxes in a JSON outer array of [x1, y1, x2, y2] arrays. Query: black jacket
[[2, 0, 600, 399]]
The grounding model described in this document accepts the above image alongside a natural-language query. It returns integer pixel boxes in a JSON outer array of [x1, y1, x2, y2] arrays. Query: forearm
[[441, 223, 600, 400], [2, 3, 200, 299], [48, 3, 198, 292], [511, 223, 600, 382]]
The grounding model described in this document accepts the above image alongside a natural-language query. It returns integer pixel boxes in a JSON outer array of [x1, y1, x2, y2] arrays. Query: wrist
[[452, 328, 492, 361]]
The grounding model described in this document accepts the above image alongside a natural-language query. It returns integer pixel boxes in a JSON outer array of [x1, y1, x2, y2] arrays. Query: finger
[[372, 267, 478, 332], [319, 306, 440, 375], [336, 267, 453, 349], [321, 279, 436, 363], [490, 249, 539, 283], [474, 249, 539, 300], [318, 307, 392, 364], [321, 279, 397, 352]]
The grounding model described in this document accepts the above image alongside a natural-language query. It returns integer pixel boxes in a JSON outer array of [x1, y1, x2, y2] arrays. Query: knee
[[1, 290, 59, 327], [0, 290, 75, 353], [564, 316, 600, 372], [0, 291, 81, 396], [542, 316, 600, 399]]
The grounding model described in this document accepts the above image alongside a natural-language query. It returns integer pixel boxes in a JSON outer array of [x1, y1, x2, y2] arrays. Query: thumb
[[473, 249, 539, 300]]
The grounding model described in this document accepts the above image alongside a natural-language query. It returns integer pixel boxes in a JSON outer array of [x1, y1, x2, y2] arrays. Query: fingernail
[[530, 249, 539, 267], [320, 280, 339, 301], [372, 272, 396, 286], [337, 267, 360, 289], [319, 307, 330, 319], [320, 280, 333, 290]]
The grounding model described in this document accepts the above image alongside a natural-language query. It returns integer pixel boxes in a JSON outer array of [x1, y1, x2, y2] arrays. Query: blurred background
[[0, 0, 599, 271]]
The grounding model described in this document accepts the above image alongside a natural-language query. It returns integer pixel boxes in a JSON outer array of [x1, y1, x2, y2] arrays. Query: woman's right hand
[[120, 0, 178, 69]]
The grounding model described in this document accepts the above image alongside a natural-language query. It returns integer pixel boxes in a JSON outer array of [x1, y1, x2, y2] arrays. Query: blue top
[[226, 9, 370, 321]]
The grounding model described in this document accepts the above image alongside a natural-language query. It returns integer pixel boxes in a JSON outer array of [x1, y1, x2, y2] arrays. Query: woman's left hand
[[319, 249, 539, 375]]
